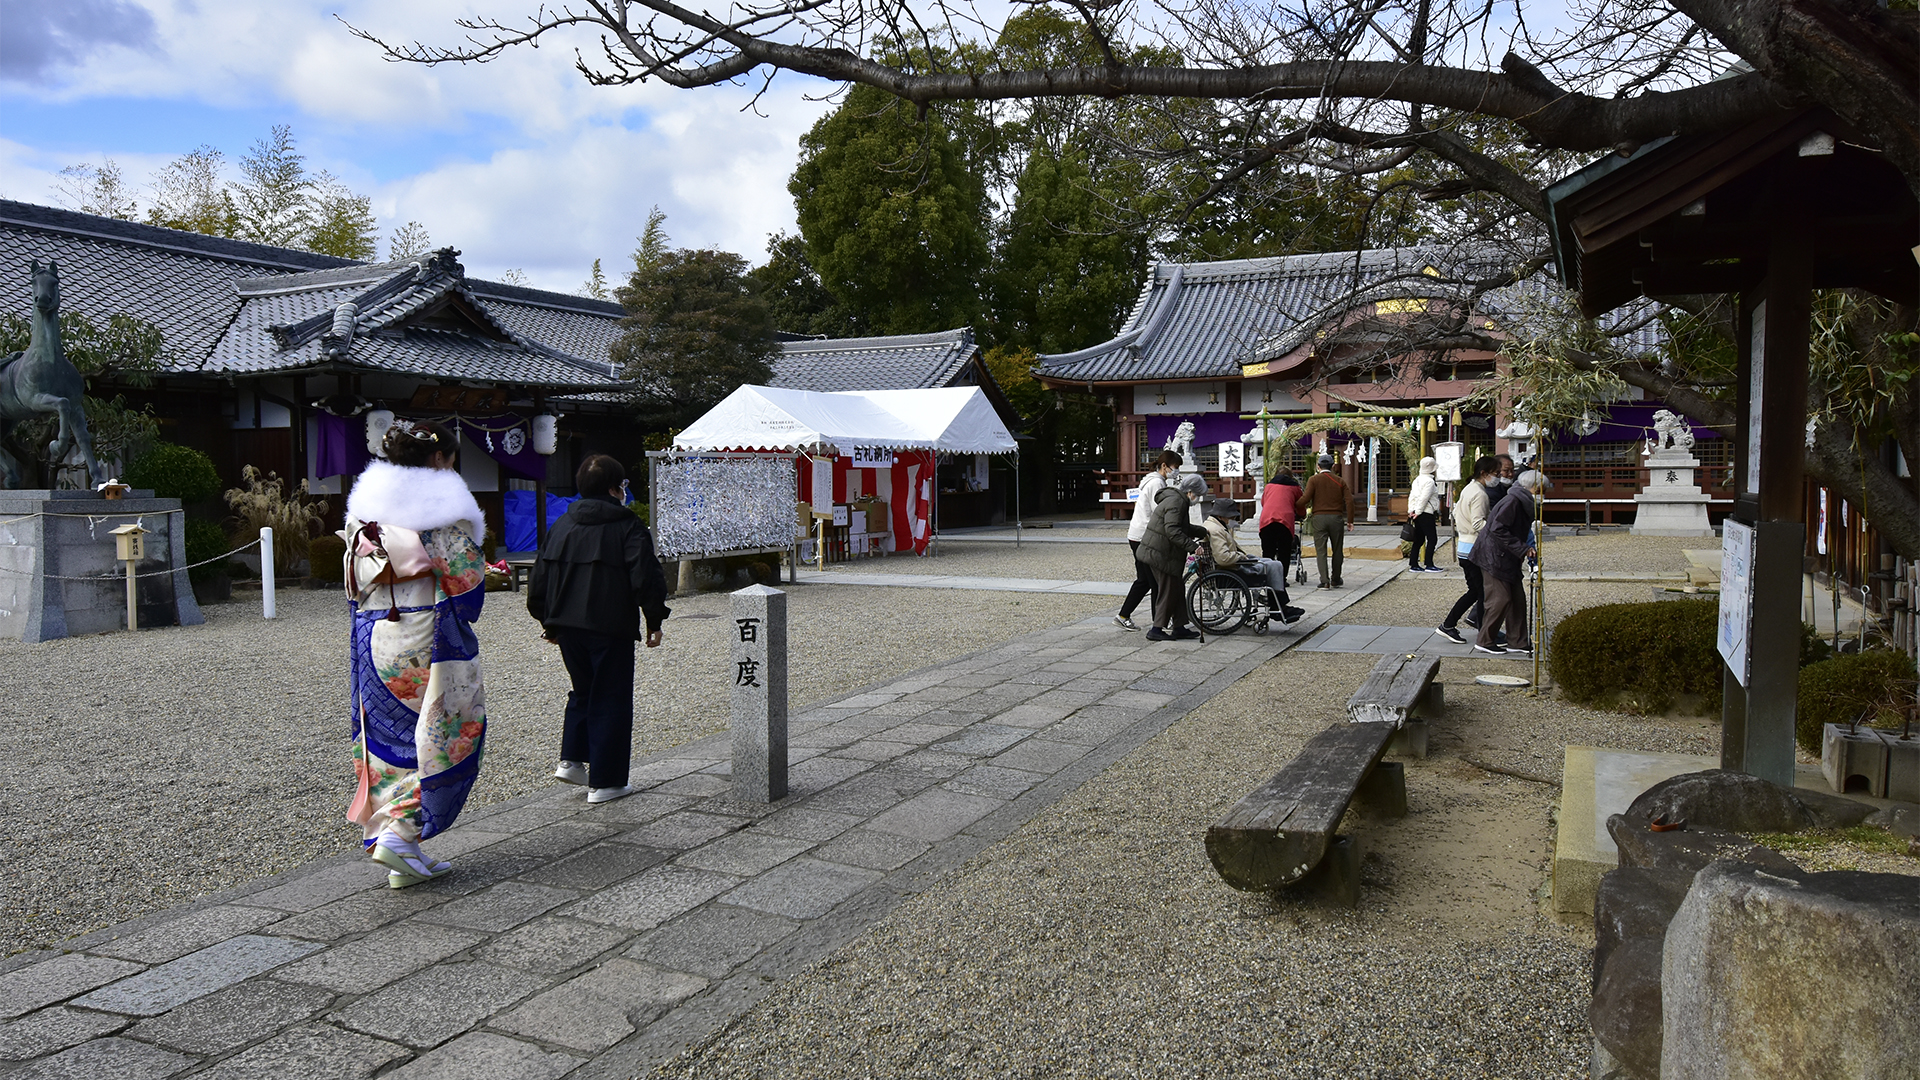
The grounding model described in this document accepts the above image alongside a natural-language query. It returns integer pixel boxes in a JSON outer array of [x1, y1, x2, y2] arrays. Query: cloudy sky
[[0, 0, 841, 293]]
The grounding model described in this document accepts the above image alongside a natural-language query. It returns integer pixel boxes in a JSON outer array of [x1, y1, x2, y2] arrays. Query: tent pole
[[1015, 447, 1022, 548]]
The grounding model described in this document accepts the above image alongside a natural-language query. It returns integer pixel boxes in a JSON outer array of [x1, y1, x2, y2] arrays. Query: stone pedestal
[[1631, 450, 1713, 536], [0, 490, 203, 642], [729, 584, 787, 802]]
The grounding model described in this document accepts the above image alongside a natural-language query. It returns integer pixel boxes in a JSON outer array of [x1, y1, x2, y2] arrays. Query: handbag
[[1398, 519, 1416, 542]]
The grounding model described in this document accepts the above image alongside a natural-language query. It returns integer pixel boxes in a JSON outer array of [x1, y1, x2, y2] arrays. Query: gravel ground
[[654, 577, 1745, 1080], [0, 580, 1111, 957]]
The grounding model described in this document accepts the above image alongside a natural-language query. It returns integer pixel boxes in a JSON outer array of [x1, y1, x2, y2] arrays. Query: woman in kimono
[[343, 420, 489, 887]]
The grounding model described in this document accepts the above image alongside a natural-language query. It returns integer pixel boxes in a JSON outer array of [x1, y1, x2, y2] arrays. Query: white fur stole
[[346, 460, 486, 539]]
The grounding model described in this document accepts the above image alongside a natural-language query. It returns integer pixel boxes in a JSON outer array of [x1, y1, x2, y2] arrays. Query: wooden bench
[[1345, 653, 1443, 759], [1204, 655, 1444, 906]]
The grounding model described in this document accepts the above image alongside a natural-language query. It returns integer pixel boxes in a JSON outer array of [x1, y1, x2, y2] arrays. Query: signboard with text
[[1218, 441, 1245, 478], [849, 446, 896, 469], [1717, 518, 1755, 686]]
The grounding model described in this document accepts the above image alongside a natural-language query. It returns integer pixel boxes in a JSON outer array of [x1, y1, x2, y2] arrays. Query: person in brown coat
[[1294, 453, 1354, 588]]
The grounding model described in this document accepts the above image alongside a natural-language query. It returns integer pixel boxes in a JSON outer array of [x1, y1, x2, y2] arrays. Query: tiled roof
[[1033, 247, 1652, 383], [0, 200, 624, 389], [773, 328, 978, 393]]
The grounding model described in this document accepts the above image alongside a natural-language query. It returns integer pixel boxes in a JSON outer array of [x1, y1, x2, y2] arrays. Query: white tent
[[673, 384, 1024, 550], [675, 385, 1016, 454]]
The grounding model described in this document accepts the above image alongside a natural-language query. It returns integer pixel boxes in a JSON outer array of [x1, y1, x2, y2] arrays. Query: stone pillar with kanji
[[729, 584, 788, 801]]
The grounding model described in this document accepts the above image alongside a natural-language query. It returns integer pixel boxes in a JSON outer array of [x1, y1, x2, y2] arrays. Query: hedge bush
[[308, 535, 346, 584], [125, 443, 222, 504], [182, 518, 232, 584], [1795, 650, 1917, 753], [1550, 599, 1722, 714]]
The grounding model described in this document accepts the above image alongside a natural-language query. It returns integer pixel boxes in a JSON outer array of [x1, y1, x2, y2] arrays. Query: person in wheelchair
[[1202, 497, 1305, 624]]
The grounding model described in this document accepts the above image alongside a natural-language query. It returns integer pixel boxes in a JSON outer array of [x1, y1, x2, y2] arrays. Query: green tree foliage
[[228, 125, 316, 247], [613, 247, 778, 430], [147, 146, 235, 236], [306, 174, 380, 259], [790, 84, 990, 336], [632, 206, 671, 276], [744, 232, 859, 337], [54, 159, 139, 220], [991, 147, 1147, 353], [387, 220, 431, 261], [580, 258, 610, 300]]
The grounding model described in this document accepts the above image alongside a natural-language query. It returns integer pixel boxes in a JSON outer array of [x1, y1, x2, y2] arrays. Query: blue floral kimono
[[344, 520, 488, 847]]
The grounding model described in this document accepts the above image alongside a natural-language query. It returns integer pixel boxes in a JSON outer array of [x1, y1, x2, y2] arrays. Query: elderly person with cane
[[1469, 468, 1545, 655], [1139, 472, 1210, 642]]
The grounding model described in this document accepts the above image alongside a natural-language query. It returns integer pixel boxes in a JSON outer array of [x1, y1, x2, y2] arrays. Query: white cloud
[[3, 0, 839, 288]]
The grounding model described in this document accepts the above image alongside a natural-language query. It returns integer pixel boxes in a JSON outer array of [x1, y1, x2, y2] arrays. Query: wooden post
[[730, 584, 787, 802], [1721, 243, 1812, 787]]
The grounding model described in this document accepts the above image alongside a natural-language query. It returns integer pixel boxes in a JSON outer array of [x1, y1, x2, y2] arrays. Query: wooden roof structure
[[1546, 108, 1917, 318]]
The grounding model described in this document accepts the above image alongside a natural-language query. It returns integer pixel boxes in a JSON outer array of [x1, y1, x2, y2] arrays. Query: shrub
[[308, 535, 346, 584], [183, 518, 232, 584], [1795, 650, 1918, 753], [1550, 599, 1722, 714], [124, 442, 223, 504]]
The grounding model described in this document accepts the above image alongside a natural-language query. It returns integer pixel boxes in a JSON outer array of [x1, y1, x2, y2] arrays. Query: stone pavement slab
[[12, 558, 1402, 1077]]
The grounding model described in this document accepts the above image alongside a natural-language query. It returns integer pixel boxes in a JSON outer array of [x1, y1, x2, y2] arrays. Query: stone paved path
[[0, 563, 1399, 1080]]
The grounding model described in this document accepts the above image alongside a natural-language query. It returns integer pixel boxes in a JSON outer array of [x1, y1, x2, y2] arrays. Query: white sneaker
[[1113, 615, 1140, 631], [554, 761, 588, 785], [587, 785, 634, 804]]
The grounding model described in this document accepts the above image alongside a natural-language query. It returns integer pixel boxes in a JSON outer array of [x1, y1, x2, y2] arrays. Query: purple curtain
[[314, 413, 370, 479], [458, 416, 545, 481], [1145, 413, 1259, 452]]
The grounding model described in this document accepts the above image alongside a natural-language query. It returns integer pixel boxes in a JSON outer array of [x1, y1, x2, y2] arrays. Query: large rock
[[1607, 814, 1803, 877], [1625, 769, 1873, 833], [1662, 860, 1920, 1080], [1590, 867, 1694, 1080], [1592, 938, 1664, 1080], [1593, 866, 1694, 983]]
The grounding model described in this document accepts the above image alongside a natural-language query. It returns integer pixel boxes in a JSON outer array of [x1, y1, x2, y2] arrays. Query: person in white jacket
[[1406, 456, 1444, 572], [1435, 456, 1500, 643], [1115, 450, 1182, 630]]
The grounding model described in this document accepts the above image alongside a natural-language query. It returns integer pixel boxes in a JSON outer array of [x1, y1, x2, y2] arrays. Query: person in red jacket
[[1259, 466, 1300, 566]]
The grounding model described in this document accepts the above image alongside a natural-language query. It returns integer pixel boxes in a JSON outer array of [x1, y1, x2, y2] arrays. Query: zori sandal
[[370, 837, 450, 888]]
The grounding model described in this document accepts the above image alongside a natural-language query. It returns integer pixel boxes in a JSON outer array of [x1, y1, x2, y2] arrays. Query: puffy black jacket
[[1469, 485, 1535, 583], [527, 497, 670, 637], [1137, 486, 1208, 576]]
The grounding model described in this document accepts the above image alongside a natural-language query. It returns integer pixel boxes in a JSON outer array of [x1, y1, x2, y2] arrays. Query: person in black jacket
[[527, 454, 671, 803]]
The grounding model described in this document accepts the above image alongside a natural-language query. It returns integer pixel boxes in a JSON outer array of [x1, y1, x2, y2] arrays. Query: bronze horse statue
[[0, 260, 106, 490]]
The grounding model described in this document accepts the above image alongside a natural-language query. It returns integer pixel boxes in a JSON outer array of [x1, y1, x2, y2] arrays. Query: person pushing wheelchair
[[1202, 497, 1304, 624]]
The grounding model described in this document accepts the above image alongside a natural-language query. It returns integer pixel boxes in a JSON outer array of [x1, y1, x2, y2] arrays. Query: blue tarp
[[502, 490, 578, 554]]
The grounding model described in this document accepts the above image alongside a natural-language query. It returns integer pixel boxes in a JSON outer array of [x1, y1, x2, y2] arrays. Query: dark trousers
[[1259, 522, 1296, 563], [1410, 512, 1438, 567], [555, 629, 636, 789], [1479, 576, 1532, 650], [1445, 560, 1484, 629], [1121, 540, 1156, 619], [1150, 565, 1187, 629]]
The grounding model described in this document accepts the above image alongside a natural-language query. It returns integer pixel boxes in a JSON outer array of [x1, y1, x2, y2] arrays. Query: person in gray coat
[[1137, 472, 1209, 641], [1468, 468, 1543, 654]]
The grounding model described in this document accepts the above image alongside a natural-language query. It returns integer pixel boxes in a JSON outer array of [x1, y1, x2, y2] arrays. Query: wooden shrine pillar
[[1721, 234, 1812, 787]]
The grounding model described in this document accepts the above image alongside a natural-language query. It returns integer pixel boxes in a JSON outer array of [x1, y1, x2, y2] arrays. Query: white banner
[[1217, 441, 1245, 478], [850, 445, 895, 468], [1433, 441, 1464, 482]]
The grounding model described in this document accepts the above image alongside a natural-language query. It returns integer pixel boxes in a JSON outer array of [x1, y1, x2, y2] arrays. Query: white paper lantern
[[532, 413, 558, 456], [365, 409, 395, 456]]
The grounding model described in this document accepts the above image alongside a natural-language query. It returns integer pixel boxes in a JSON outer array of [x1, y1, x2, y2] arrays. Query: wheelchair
[[1183, 545, 1300, 636]]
